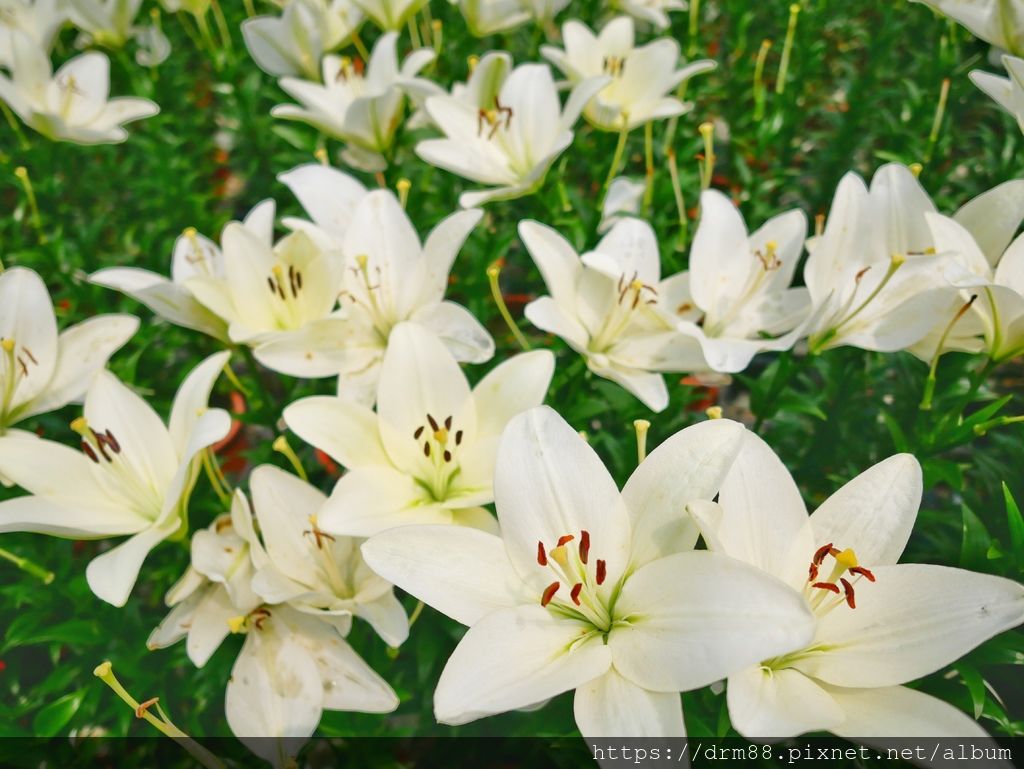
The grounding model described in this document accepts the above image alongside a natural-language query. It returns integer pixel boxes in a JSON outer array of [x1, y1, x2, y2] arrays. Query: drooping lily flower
[[615, 0, 686, 30], [520, 217, 705, 412], [0, 266, 138, 434], [363, 407, 815, 736], [271, 32, 438, 172], [911, 0, 1023, 55], [971, 55, 1024, 134], [147, 491, 265, 667], [352, 0, 424, 30], [225, 603, 398, 765], [0, 352, 231, 606], [542, 16, 715, 131], [284, 322, 554, 536], [688, 432, 1024, 738], [802, 164, 976, 354], [90, 200, 275, 343], [0, 0, 66, 68], [415, 62, 607, 207], [278, 175, 493, 402], [674, 190, 812, 373], [0, 30, 159, 143], [243, 0, 363, 80]]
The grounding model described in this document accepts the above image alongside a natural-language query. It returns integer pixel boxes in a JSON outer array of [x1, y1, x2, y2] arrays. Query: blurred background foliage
[[1, 0, 1023, 757]]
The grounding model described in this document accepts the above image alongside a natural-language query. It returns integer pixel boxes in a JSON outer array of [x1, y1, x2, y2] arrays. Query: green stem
[[487, 264, 531, 351], [642, 121, 655, 214], [602, 121, 631, 202], [0, 547, 54, 584], [1, 101, 30, 151]]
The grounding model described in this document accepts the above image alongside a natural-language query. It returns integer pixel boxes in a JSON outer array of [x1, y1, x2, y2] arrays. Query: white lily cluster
[[149, 466, 405, 758]]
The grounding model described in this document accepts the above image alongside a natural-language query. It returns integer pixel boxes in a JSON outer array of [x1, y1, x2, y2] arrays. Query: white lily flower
[[284, 321, 554, 537], [90, 200, 276, 344], [278, 171, 494, 401], [911, 0, 1023, 55], [917, 197, 1024, 362], [674, 190, 811, 373], [971, 55, 1024, 134], [802, 164, 969, 354], [168, 206, 356, 379], [363, 407, 815, 735], [520, 218, 705, 412], [0, 351, 231, 606], [272, 32, 437, 172], [416, 62, 608, 208], [598, 176, 645, 234], [688, 432, 1024, 738], [243, 0, 363, 81], [147, 492, 265, 667], [67, 0, 139, 48], [0, 30, 158, 143], [241, 464, 409, 646], [542, 16, 715, 131], [353, 0, 423, 30], [0, 266, 138, 433], [615, 0, 686, 30], [226, 604, 398, 765], [0, 0, 66, 68], [454, 0, 531, 36]]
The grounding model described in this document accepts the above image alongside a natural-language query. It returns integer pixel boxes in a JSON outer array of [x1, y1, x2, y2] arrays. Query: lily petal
[[574, 668, 685, 738]]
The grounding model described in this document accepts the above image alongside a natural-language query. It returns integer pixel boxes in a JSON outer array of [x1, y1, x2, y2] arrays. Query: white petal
[[284, 395, 389, 469], [186, 586, 237, 667], [318, 465, 452, 537], [609, 551, 815, 692], [727, 666, 844, 739], [518, 220, 582, 308], [622, 418, 745, 569], [808, 453, 921, 567], [953, 179, 1024, 266], [354, 591, 410, 648], [0, 267, 58, 410], [494, 406, 631, 591], [85, 523, 177, 607], [827, 684, 991, 739], [434, 604, 612, 725], [799, 564, 1024, 688], [409, 301, 495, 364], [167, 351, 230, 460], [361, 525, 523, 626], [574, 669, 684, 738], [524, 296, 589, 350], [689, 190, 752, 315], [420, 208, 483, 301], [249, 465, 324, 588], [278, 163, 367, 240], [472, 350, 554, 440]]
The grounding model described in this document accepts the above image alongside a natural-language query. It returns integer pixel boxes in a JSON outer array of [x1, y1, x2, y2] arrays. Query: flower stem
[[603, 119, 631, 201], [396, 178, 411, 209], [698, 121, 715, 191], [775, 4, 801, 95], [273, 436, 308, 481], [93, 661, 225, 769], [1, 102, 29, 151], [242, 0, 255, 17], [14, 166, 45, 243], [210, 0, 233, 53], [925, 78, 950, 163], [351, 30, 371, 63], [920, 294, 977, 411], [667, 147, 688, 250], [753, 39, 773, 121], [687, 0, 701, 58], [487, 263, 531, 351], [0, 547, 54, 584], [642, 121, 655, 215], [201, 449, 231, 506]]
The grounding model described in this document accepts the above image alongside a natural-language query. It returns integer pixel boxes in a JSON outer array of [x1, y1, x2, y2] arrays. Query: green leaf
[[960, 503, 992, 572], [1004, 483, 1024, 568], [32, 690, 85, 737]]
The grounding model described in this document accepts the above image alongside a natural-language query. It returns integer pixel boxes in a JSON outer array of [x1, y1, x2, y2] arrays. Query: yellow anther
[[226, 615, 247, 634], [706, 406, 723, 419], [1, 338, 14, 353], [549, 545, 569, 568], [70, 416, 90, 436], [834, 548, 858, 570]]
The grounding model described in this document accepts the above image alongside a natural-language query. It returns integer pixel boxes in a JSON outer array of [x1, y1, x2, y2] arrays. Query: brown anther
[[840, 577, 856, 608], [104, 430, 121, 454], [849, 566, 875, 582], [296, 271, 303, 290], [812, 581, 840, 594], [537, 541, 547, 566], [91, 430, 112, 462], [541, 581, 560, 607], [579, 530, 590, 565], [81, 441, 100, 464], [423, 441, 431, 457], [266, 276, 276, 294], [556, 534, 575, 547], [444, 415, 452, 430], [676, 302, 693, 314], [251, 608, 272, 629], [17, 357, 28, 377], [22, 347, 37, 365], [303, 527, 336, 550], [414, 425, 425, 439], [570, 583, 583, 606], [134, 697, 159, 718], [812, 543, 834, 566], [455, 430, 463, 445], [808, 562, 819, 582], [443, 450, 452, 462], [596, 559, 607, 585], [854, 266, 871, 282], [427, 414, 439, 431]]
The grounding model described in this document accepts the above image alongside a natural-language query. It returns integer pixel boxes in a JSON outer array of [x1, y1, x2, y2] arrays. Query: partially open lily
[[971, 55, 1024, 134], [0, 29, 159, 144], [243, 0, 363, 80], [0, 0, 66, 68], [689, 432, 1024, 738], [0, 351, 231, 606], [363, 407, 815, 736], [284, 321, 554, 536], [0, 266, 138, 434]]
